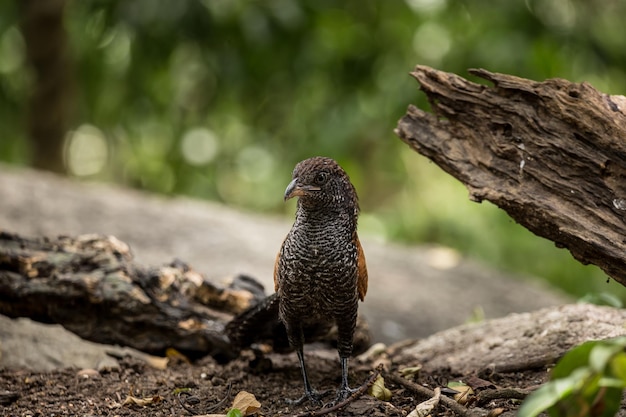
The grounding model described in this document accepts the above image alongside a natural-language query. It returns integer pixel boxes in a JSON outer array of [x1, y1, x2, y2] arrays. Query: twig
[[177, 391, 197, 415], [177, 382, 232, 415], [482, 354, 558, 374], [290, 364, 383, 417], [476, 387, 531, 405], [383, 371, 472, 417]]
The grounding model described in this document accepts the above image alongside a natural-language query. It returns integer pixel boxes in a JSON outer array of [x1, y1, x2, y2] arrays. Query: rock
[[0, 315, 157, 371]]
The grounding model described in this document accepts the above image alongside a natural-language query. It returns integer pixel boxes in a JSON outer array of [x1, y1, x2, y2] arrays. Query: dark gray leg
[[284, 323, 322, 405], [336, 356, 357, 401]]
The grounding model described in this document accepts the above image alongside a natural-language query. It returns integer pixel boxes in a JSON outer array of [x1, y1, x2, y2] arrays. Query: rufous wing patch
[[274, 246, 282, 293], [355, 233, 368, 301]]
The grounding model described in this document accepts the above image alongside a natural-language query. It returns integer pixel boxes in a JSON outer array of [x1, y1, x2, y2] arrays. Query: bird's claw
[[327, 386, 358, 406]]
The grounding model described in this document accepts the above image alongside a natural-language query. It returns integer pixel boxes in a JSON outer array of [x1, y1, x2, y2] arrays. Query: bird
[[225, 156, 368, 405]]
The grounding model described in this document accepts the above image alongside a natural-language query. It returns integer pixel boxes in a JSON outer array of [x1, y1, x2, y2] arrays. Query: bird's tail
[[225, 292, 283, 349]]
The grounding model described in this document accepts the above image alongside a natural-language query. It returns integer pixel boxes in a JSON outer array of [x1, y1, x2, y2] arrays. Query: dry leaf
[[487, 408, 505, 417], [399, 365, 422, 378], [447, 383, 473, 405], [146, 355, 169, 370], [122, 394, 163, 407], [407, 387, 441, 417], [230, 391, 261, 416], [464, 375, 495, 390], [165, 348, 190, 364], [76, 368, 100, 378], [368, 374, 392, 401]]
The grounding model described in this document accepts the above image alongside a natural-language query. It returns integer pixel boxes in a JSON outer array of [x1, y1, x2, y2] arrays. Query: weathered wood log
[[391, 304, 626, 375], [0, 231, 263, 360], [395, 66, 626, 286]]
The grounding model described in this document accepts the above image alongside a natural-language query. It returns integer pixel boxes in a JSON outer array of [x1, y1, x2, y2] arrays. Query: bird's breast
[[278, 221, 359, 319]]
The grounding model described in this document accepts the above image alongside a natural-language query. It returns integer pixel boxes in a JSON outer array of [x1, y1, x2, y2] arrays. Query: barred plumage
[[226, 156, 368, 406], [275, 156, 368, 404]]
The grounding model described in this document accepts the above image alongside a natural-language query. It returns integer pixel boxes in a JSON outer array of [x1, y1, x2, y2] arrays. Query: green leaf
[[589, 343, 623, 373], [550, 342, 594, 379], [598, 376, 626, 388], [518, 369, 589, 417], [598, 387, 625, 417], [517, 383, 561, 417], [226, 408, 243, 417], [610, 352, 626, 381]]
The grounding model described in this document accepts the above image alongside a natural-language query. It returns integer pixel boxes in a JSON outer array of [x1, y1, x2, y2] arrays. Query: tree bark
[[0, 231, 262, 360], [395, 66, 626, 287]]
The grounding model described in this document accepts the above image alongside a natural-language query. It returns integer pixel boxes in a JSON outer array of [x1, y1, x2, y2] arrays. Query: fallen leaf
[[399, 365, 422, 378], [145, 355, 169, 370], [166, 348, 191, 364], [172, 387, 192, 395], [76, 369, 100, 378], [230, 391, 261, 416], [464, 375, 495, 390], [407, 387, 441, 417], [447, 382, 473, 405], [122, 394, 163, 407], [368, 374, 392, 401]]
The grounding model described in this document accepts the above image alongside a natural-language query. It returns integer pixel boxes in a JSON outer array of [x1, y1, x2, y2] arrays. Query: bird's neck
[[294, 202, 357, 233]]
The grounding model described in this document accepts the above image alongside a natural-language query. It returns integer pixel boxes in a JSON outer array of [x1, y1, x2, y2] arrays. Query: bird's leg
[[336, 356, 357, 401], [335, 309, 358, 402], [284, 323, 323, 405], [286, 348, 323, 405]]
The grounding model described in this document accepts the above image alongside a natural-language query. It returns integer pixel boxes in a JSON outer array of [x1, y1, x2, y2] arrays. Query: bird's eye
[[314, 172, 328, 185]]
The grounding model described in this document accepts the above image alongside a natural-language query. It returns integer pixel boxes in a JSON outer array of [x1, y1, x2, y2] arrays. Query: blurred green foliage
[[1, 0, 625, 300], [519, 336, 626, 417]]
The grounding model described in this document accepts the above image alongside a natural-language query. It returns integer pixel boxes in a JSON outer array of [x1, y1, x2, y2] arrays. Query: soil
[[1, 348, 540, 417]]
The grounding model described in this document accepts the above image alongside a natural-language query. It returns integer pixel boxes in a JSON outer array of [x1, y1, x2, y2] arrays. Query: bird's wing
[[355, 233, 368, 301], [274, 240, 284, 292]]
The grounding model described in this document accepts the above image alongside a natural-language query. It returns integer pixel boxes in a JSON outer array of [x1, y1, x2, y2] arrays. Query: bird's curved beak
[[284, 178, 320, 201], [284, 178, 302, 201]]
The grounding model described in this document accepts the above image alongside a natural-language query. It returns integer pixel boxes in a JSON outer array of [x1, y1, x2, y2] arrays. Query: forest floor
[[1, 347, 544, 417]]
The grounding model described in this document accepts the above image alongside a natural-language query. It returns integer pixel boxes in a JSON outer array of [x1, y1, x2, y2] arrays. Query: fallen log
[[395, 66, 626, 287], [0, 231, 263, 360]]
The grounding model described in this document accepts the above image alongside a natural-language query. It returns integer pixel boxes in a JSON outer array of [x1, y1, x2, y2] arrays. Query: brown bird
[[276, 156, 368, 404], [225, 156, 368, 405]]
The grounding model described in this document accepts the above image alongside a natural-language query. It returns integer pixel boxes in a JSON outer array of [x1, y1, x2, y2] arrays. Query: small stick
[[383, 371, 473, 417], [177, 382, 232, 415], [476, 387, 531, 405]]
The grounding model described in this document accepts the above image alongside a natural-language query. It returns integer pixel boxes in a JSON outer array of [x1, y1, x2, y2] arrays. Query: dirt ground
[[1, 347, 544, 417]]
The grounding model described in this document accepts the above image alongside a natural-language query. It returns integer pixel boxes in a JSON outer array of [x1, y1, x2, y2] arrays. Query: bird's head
[[284, 156, 358, 212]]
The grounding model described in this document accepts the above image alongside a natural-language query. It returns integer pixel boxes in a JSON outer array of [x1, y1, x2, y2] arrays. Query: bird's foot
[[285, 388, 328, 406], [329, 386, 358, 405]]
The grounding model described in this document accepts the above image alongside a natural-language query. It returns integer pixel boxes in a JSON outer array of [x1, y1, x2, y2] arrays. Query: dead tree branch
[[395, 66, 626, 286]]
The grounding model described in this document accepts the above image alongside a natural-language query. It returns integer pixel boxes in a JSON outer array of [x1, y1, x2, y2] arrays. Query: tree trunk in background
[[396, 66, 626, 287], [19, 0, 73, 174]]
